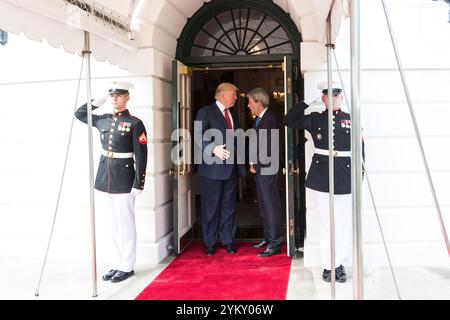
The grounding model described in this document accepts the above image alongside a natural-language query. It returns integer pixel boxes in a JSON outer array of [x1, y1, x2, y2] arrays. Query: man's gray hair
[[247, 87, 270, 108]]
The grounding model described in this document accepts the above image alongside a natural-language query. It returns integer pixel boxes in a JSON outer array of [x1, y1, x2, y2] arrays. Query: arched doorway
[[171, 0, 305, 257]]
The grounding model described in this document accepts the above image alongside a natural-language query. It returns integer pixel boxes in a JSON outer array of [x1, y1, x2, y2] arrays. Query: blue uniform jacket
[[75, 103, 148, 193], [285, 101, 364, 194]]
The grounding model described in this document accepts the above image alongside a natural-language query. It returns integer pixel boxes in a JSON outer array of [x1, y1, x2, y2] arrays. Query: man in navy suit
[[194, 83, 246, 256], [247, 88, 283, 257]]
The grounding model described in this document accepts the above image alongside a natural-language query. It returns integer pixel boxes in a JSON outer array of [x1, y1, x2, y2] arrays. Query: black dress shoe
[[206, 246, 215, 256], [102, 269, 118, 281], [223, 244, 236, 254], [252, 240, 269, 249], [322, 269, 331, 282], [258, 247, 281, 257], [110, 270, 134, 283], [335, 265, 347, 283]]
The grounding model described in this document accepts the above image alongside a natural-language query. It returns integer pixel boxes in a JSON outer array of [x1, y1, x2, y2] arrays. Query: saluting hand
[[92, 95, 110, 107], [213, 144, 230, 161]]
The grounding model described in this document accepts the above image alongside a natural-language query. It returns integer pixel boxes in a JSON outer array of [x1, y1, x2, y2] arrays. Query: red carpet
[[135, 241, 292, 300]]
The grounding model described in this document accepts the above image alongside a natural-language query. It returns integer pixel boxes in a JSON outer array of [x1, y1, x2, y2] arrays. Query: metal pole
[[350, 0, 364, 300], [334, 50, 402, 300], [326, 13, 336, 300], [83, 31, 98, 298], [381, 0, 450, 257]]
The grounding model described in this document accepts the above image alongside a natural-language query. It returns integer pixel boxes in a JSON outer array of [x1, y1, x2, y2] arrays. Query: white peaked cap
[[317, 81, 344, 92], [108, 80, 135, 94]]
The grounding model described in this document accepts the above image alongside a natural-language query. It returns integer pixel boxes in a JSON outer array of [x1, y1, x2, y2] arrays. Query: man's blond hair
[[215, 82, 239, 99]]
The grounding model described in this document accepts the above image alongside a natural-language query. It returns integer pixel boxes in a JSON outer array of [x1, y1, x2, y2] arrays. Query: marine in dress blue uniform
[[285, 81, 364, 283], [75, 81, 148, 283]]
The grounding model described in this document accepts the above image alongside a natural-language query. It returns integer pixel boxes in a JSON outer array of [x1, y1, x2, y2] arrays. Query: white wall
[[0, 34, 175, 266], [301, 0, 450, 266]]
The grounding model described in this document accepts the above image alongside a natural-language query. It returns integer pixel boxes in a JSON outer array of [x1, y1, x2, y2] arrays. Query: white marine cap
[[108, 80, 134, 94], [317, 81, 343, 94]]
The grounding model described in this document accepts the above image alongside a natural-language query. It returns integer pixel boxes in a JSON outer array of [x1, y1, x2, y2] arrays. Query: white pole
[[350, 0, 364, 300], [83, 31, 98, 298], [326, 12, 336, 300]]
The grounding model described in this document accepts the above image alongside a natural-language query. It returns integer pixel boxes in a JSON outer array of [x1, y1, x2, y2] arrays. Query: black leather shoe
[[322, 269, 331, 282], [206, 246, 215, 256], [102, 269, 118, 281], [252, 240, 269, 249], [223, 244, 236, 254], [110, 270, 134, 283], [258, 247, 281, 257], [335, 265, 347, 283]]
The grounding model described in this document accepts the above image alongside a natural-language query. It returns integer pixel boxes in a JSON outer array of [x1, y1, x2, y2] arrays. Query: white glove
[[92, 95, 109, 107], [130, 188, 143, 196]]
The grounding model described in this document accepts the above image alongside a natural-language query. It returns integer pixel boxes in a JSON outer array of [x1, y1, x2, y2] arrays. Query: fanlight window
[[191, 8, 293, 57]]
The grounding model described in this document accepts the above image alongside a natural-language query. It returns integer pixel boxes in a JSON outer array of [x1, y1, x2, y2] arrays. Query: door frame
[[172, 57, 305, 257]]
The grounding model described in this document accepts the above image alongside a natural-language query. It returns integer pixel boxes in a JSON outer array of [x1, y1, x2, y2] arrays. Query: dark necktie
[[255, 116, 261, 127], [224, 109, 232, 129]]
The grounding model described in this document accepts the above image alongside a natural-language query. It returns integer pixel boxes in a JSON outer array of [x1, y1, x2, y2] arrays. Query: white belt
[[315, 148, 351, 157], [101, 150, 134, 158]]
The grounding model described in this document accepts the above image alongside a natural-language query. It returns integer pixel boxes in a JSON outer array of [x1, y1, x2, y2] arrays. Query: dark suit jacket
[[194, 102, 246, 180], [251, 109, 279, 174]]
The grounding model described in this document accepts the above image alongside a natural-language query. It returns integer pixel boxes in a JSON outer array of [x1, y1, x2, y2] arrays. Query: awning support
[[83, 31, 98, 298], [325, 12, 337, 300], [350, 0, 364, 300]]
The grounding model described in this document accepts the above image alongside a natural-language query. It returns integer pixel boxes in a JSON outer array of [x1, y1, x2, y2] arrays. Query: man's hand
[[249, 165, 256, 174], [130, 188, 143, 196], [213, 144, 230, 161]]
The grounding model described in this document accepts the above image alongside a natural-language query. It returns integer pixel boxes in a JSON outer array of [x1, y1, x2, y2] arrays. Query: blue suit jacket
[[194, 102, 246, 180]]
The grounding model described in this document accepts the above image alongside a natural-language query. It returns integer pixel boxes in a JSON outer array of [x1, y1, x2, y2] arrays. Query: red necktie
[[224, 109, 232, 129]]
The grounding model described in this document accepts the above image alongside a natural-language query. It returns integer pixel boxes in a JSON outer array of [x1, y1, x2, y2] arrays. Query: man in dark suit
[[247, 88, 283, 257], [194, 83, 246, 256]]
